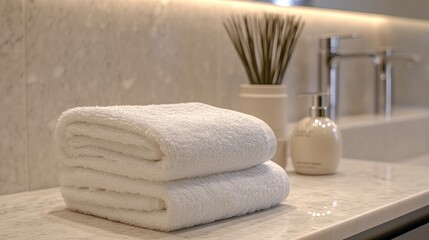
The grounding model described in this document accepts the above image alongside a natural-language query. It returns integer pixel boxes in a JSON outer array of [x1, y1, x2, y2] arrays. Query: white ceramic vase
[[239, 84, 288, 168]]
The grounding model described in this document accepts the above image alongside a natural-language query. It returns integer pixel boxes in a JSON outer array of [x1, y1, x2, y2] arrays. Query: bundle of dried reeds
[[224, 13, 305, 85]]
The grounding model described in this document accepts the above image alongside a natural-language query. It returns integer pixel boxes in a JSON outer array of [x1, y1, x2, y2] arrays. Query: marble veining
[[0, 159, 428, 239], [0, 0, 27, 195]]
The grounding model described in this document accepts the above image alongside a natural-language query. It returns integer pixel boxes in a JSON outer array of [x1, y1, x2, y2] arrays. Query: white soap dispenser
[[291, 93, 342, 175]]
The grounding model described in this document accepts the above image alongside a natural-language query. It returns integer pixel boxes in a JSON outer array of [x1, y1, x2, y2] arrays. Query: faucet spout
[[331, 51, 378, 60]]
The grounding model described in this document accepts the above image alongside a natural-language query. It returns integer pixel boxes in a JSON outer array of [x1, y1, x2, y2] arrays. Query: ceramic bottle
[[291, 93, 342, 175]]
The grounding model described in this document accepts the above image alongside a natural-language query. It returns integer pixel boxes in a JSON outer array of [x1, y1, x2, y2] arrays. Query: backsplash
[[0, 0, 27, 195], [1, 0, 428, 195]]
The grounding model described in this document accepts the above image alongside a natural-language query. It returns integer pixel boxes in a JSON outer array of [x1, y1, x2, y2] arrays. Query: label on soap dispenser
[[291, 117, 342, 175], [293, 128, 313, 137]]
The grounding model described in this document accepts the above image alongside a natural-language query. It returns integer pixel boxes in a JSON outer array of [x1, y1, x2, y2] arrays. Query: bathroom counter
[[1, 159, 428, 240]]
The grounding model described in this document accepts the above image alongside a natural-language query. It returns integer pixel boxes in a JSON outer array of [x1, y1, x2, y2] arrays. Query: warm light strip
[[206, 0, 389, 25]]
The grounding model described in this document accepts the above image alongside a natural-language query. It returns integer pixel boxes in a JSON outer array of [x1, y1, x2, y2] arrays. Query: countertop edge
[[296, 189, 429, 240]]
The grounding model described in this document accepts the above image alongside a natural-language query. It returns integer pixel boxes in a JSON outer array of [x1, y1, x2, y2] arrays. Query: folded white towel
[[56, 103, 276, 181], [61, 161, 289, 231]]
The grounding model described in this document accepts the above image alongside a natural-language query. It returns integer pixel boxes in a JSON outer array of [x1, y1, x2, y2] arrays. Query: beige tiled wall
[[0, 0, 428, 194]]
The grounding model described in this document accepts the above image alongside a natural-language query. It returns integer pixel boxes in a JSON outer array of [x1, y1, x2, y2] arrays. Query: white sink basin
[[339, 108, 429, 163]]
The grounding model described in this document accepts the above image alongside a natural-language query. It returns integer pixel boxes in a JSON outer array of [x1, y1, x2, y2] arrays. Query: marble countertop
[[1, 158, 428, 240]]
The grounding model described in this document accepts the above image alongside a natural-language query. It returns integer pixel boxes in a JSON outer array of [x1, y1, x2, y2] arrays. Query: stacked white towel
[[56, 102, 290, 231]]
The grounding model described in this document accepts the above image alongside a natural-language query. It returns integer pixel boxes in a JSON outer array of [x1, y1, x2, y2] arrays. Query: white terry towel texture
[[56, 102, 277, 181], [61, 161, 290, 232]]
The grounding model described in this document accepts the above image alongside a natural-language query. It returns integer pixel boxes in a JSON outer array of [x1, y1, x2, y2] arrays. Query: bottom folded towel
[[61, 161, 290, 231]]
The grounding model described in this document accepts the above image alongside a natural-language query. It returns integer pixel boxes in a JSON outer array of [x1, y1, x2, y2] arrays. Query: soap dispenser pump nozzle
[[299, 92, 329, 118]]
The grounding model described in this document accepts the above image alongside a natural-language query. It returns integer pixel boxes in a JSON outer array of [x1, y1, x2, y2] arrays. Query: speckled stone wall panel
[[25, 0, 385, 190], [25, 0, 147, 190], [0, 0, 27, 195], [25, 0, 227, 190]]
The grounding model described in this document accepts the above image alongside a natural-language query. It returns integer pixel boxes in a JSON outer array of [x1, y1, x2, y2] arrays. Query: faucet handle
[[319, 33, 358, 50]]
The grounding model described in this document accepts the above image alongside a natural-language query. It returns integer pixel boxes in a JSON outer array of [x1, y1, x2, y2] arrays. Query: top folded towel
[[56, 102, 277, 181]]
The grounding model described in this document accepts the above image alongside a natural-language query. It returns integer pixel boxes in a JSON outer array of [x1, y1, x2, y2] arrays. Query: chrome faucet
[[318, 34, 378, 121], [374, 48, 419, 117]]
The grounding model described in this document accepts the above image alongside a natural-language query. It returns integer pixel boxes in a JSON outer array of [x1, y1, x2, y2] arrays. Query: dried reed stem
[[224, 13, 305, 85]]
